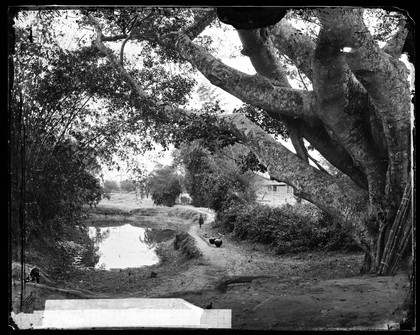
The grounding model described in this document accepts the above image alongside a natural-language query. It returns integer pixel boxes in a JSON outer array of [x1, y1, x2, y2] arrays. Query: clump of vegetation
[[145, 165, 183, 207], [120, 179, 136, 192], [103, 180, 120, 193], [176, 142, 257, 212], [174, 232, 202, 259], [216, 202, 361, 254]]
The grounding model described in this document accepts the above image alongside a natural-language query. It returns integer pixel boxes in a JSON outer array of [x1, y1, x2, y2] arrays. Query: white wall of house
[[176, 193, 192, 205], [253, 173, 298, 207]]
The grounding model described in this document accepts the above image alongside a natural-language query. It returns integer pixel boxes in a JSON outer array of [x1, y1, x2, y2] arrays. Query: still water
[[88, 224, 174, 270]]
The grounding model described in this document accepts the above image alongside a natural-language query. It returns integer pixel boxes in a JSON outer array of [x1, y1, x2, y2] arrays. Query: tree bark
[[316, 8, 411, 203], [170, 32, 316, 120], [312, 27, 387, 212]]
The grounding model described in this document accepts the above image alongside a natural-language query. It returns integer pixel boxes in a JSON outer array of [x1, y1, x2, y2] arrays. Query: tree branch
[[297, 120, 368, 190], [167, 31, 316, 120], [222, 112, 370, 244], [269, 19, 316, 82], [236, 27, 311, 162], [88, 14, 148, 100], [381, 17, 409, 58], [307, 152, 330, 174], [179, 9, 217, 41], [101, 33, 128, 42], [119, 35, 131, 66], [237, 28, 290, 87]]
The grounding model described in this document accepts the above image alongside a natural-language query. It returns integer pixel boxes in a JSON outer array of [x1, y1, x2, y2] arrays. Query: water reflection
[[88, 224, 164, 270], [140, 228, 176, 248]]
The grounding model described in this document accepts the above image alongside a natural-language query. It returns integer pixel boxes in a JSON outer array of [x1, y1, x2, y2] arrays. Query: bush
[[174, 232, 202, 259], [120, 179, 136, 192], [179, 143, 257, 212], [146, 165, 183, 207], [103, 180, 120, 193], [216, 202, 361, 254]]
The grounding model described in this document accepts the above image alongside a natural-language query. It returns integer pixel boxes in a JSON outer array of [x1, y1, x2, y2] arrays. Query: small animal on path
[[25, 268, 40, 283], [209, 232, 224, 246], [214, 239, 223, 247]]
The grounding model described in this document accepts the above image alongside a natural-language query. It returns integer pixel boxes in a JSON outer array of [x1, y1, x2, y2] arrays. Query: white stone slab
[[38, 298, 231, 329]]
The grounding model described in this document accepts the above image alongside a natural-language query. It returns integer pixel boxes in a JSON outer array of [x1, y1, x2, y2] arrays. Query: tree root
[[215, 275, 271, 293], [22, 282, 109, 299]]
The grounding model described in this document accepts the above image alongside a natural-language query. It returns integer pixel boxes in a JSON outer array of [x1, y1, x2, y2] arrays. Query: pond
[[88, 224, 176, 270]]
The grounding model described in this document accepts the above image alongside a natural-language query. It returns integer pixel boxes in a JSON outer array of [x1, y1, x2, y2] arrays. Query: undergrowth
[[216, 202, 362, 254]]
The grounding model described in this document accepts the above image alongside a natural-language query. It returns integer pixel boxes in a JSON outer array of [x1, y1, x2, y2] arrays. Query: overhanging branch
[[168, 31, 316, 120], [88, 14, 148, 100], [222, 112, 369, 230]]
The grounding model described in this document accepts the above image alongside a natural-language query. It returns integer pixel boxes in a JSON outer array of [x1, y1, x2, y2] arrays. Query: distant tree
[[145, 165, 183, 207], [120, 179, 136, 192], [103, 180, 120, 193]]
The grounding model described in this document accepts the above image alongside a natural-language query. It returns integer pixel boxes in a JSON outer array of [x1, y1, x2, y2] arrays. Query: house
[[253, 173, 297, 206], [175, 193, 192, 205]]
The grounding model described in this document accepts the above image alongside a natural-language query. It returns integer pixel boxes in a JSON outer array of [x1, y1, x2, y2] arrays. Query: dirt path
[[186, 207, 232, 270]]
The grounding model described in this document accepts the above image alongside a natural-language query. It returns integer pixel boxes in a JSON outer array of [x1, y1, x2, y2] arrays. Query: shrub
[[216, 202, 361, 254], [174, 232, 202, 259], [179, 142, 257, 212], [103, 180, 120, 193], [145, 165, 183, 207], [120, 179, 136, 192]]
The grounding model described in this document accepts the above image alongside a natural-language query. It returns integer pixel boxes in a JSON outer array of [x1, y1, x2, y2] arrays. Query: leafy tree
[[103, 180, 120, 193], [120, 178, 136, 192], [9, 10, 106, 251], [13, 7, 414, 277], [145, 165, 183, 206], [178, 142, 257, 211]]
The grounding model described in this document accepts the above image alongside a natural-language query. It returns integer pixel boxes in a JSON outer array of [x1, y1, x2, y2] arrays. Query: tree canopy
[[9, 7, 414, 275], [145, 164, 183, 206]]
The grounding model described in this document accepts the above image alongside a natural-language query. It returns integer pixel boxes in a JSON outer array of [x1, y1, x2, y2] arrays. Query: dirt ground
[[10, 193, 412, 330]]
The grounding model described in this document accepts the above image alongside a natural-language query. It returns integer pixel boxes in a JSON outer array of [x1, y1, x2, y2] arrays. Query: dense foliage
[[120, 179, 136, 192], [103, 180, 120, 193], [145, 165, 183, 206], [9, 12, 106, 263], [176, 142, 257, 211], [217, 202, 362, 254]]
